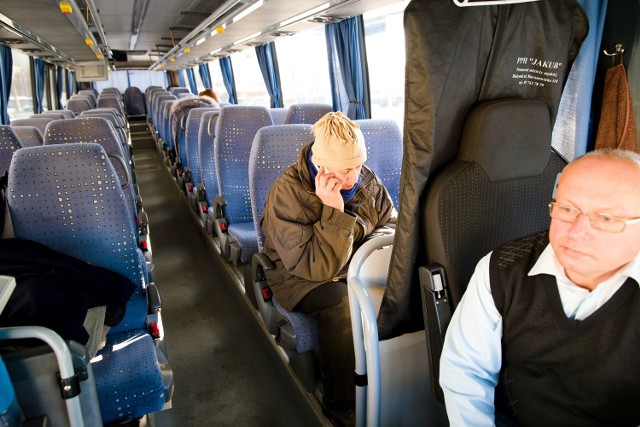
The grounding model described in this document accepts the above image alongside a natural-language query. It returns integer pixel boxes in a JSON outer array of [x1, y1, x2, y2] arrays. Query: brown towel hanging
[[595, 63, 638, 152]]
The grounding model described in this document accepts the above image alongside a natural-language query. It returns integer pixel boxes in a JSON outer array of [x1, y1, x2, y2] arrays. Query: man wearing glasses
[[440, 149, 640, 426]]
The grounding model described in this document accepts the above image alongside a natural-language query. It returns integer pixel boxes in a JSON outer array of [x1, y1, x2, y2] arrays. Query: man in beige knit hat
[[261, 111, 396, 426]]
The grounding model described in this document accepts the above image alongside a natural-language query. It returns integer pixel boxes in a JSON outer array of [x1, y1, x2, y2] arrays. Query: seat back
[[186, 107, 217, 185], [284, 103, 332, 124], [420, 98, 567, 400], [355, 119, 403, 208], [97, 97, 124, 115], [249, 124, 313, 251], [43, 117, 137, 229], [153, 95, 175, 129], [123, 86, 146, 117], [33, 112, 67, 120], [10, 118, 52, 135], [269, 108, 288, 125], [169, 87, 190, 96], [199, 110, 220, 206], [0, 126, 23, 174], [7, 143, 149, 333], [65, 98, 92, 114], [215, 105, 273, 225], [11, 126, 43, 147], [70, 95, 96, 109]]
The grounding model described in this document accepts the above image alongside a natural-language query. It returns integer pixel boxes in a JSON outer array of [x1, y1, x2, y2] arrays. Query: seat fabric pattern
[[43, 117, 138, 229], [10, 118, 53, 135], [7, 144, 148, 333], [269, 108, 288, 125], [0, 126, 23, 173], [249, 124, 313, 250], [11, 126, 43, 147], [284, 103, 333, 124], [92, 330, 164, 423], [65, 98, 92, 114], [199, 111, 220, 205], [355, 119, 403, 208], [186, 107, 217, 185], [272, 297, 319, 353]]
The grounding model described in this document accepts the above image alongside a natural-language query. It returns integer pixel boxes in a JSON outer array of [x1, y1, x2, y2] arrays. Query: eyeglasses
[[548, 201, 640, 233]]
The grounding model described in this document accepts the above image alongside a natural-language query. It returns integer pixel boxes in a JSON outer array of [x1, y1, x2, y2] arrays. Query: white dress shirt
[[439, 244, 640, 427]]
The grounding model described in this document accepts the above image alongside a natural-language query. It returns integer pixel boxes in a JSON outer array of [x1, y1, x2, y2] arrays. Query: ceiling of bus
[[0, 0, 403, 70]]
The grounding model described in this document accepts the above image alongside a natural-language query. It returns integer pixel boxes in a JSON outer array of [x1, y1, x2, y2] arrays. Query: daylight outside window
[[232, 50, 270, 107], [364, 2, 407, 130], [8, 49, 34, 121], [276, 27, 332, 108]]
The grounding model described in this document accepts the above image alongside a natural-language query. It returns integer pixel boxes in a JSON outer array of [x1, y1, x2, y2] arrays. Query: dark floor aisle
[[130, 123, 324, 427]]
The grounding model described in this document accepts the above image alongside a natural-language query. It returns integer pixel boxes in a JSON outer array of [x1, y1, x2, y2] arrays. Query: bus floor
[[130, 121, 325, 427]]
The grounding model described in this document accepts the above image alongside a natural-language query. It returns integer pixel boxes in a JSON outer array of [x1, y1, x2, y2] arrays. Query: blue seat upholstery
[[70, 95, 96, 109], [33, 112, 67, 120], [11, 126, 43, 147], [355, 119, 403, 207], [249, 125, 319, 349], [0, 126, 23, 173], [198, 110, 220, 231], [10, 118, 52, 135], [7, 143, 167, 423], [214, 105, 273, 264], [97, 97, 125, 116], [80, 111, 128, 148], [169, 87, 190, 96], [146, 88, 166, 120], [184, 107, 217, 207], [65, 98, 93, 115], [124, 87, 146, 117], [43, 118, 139, 234], [284, 103, 333, 124], [152, 95, 175, 132], [78, 89, 97, 104], [269, 108, 288, 125]]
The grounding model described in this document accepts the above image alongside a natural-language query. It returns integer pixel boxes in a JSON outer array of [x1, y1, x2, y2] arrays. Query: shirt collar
[[529, 244, 640, 288]]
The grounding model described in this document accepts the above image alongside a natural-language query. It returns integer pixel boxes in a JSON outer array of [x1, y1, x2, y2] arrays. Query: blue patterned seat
[[355, 119, 403, 207], [124, 87, 146, 117], [0, 126, 23, 174], [7, 143, 170, 423], [198, 110, 220, 232], [284, 103, 333, 124], [213, 106, 272, 264], [184, 107, 217, 209], [10, 126, 43, 147], [10, 118, 53, 135]]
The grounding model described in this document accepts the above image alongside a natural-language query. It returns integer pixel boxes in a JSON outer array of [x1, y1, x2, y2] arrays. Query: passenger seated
[[199, 88, 220, 103], [440, 149, 640, 426], [260, 112, 395, 426]]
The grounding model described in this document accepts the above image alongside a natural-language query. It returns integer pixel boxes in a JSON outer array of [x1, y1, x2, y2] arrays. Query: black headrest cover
[[458, 99, 551, 181]]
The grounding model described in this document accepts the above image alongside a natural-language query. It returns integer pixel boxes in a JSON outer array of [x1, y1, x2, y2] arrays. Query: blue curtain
[[219, 57, 237, 104], [551, 0, 608, 159], [56, 66, 64, 109], [198, 63, 212, 89], [186, 68, 197, 94], [325, 16, 370, 119], [33, 59, 46, 114], [0, 46, 12, 125], [255, 42, 284, 108], [178, 70, 186, 88], [66, 69, 73, 98]]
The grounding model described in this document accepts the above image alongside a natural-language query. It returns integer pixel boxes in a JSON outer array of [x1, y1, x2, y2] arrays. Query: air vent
[[272, 31, 294, 37]]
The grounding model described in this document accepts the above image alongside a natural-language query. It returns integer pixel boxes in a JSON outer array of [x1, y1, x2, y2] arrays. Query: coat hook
[[603, 43, 624, 67]]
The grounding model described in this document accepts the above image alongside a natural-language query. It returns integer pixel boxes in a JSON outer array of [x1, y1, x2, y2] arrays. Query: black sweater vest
[[489, 230, 640, 427]]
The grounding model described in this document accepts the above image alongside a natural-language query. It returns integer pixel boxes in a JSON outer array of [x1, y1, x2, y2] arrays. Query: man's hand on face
[[315, 166, 344, 212]]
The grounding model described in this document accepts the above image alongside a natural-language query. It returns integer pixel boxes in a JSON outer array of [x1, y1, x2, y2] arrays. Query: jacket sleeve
[[262, 180, 358, 282]]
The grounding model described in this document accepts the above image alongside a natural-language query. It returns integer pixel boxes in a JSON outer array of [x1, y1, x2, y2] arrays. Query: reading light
[[215, 26, 224, 33], [169, 57, 175, 62], [85, 38, 93, 46], [59, 0, 72, 14], [96, 53, 103, 59], [184, 47, 191, 53]]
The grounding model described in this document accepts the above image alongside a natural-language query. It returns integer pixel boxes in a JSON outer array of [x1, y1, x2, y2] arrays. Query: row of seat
[[145, 87, 404, 406], [0, 89, 173, 424]]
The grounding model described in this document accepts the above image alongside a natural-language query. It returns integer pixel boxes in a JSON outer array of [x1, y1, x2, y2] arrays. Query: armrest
[[251, 253, 274, 301], [212, 196, 229, 254], [418, 263, 452, 403], [146, 282, 162, 312]]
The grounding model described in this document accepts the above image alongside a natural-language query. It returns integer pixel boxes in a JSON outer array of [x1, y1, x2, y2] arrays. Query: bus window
[[364, 2, 407, 130], [94, 70, 129, 93], [232, 50, 270, 107], [8, 50, 33, 121], [128, 70, 167, 93], [208, 61, 229, 104], [276, 27, 332, 107]]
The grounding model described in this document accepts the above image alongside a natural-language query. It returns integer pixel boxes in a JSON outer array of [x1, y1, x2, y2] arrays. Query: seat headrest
[[458, 99, 551, 181]]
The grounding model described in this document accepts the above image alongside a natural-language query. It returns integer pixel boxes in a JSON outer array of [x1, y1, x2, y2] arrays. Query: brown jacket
[[261, 143, 396, 311]]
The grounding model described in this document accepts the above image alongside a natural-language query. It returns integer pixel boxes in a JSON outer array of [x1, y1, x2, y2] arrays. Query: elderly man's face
[[322, 165, 362, 190], [549, 156, 640, 290]]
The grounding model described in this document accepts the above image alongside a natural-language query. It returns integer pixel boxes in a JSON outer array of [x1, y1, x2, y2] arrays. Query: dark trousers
[[295, 281, 355, 409]]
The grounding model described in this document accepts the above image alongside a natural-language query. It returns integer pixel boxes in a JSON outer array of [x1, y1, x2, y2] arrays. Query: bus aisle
[[129, 119, 325, 427]]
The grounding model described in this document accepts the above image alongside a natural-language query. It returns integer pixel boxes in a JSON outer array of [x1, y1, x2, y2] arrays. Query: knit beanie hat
[[311, 111, 367, 169]]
